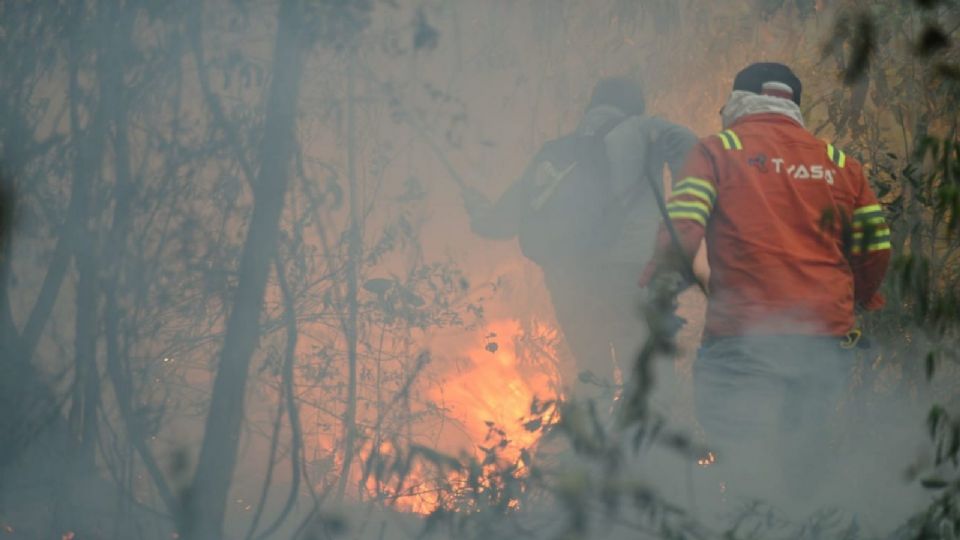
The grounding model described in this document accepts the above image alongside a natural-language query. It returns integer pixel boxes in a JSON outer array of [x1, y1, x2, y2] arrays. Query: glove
[[644, 271, 688, 344], [648, 270, 691, 296], [857, 292, 885, 312]]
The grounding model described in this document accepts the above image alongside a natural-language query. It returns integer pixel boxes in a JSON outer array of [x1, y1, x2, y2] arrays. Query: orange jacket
[[643, 113, 891, 338]]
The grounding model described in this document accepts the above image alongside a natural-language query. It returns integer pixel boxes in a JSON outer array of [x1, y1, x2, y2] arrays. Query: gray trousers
[[543, 261, 681, 412], [693, 335, 853, 508]]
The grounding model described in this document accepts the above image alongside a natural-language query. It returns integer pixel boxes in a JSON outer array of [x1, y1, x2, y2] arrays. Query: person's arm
[[644, 116, 699, 181], [639, 140, 716, 287], [604, 116, 698, 201], [848, 162, 891, 310], [463, 158, 537, 240]]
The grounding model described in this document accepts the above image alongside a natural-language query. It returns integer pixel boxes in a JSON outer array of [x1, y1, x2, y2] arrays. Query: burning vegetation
[[302, 318, 563, 515], [2, 1, 960, 540]]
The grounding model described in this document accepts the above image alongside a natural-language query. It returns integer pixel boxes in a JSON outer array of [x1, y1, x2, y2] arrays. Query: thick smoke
[[0, 1, 953, 539]]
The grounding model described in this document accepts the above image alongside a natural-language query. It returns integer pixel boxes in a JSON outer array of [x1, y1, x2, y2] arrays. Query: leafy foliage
[[814, 0, 960, 535]]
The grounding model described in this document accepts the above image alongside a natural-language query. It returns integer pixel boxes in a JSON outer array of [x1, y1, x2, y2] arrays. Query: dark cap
[[733, 62, 802, 105], [587, 77, 646, 116]]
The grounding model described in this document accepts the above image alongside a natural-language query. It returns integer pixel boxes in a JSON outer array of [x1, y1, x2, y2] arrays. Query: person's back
[[642, 62, 891, 512], [645, 65, 889, 337], [465, 80, 694, 270], [463, 77, 697, 396], [697, 112, 885, 336]]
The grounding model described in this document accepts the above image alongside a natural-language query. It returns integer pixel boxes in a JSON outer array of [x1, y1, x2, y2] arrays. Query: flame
[[429, 319, 561, 463], [338, 318, 563, 514]]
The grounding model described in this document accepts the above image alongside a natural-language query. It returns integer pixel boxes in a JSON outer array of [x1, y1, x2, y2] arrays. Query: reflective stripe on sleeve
[[853, 204, 882, 216], [857, 216, 886, 226], [853, 204, 886, 227], [672, 187, 714, 209], [852, 225, 891, 254], [667, 201, 710, 226], [851, 239, 892, 254], [852, 228, 891, 242], [673, 177, 717, 206]]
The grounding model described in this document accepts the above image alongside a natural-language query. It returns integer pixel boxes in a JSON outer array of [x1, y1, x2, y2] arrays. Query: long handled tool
[[643, 159, 708, 296]]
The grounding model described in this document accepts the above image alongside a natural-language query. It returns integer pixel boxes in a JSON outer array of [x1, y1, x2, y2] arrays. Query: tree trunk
[[184, 1, 309, 538], [65, 0, 110, 469], [336, 54, 361, 502], [71, 251, 101, 465]]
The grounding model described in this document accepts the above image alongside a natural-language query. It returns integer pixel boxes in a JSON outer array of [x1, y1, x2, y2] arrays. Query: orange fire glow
[[307, 318, 565, 515], [430, 319, 561, 462]]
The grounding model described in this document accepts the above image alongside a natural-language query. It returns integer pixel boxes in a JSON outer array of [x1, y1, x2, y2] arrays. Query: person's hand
[[649, 271, 689, 297], [639, 263, 689, 291], [644, 270, 688, 342], [856, 292, 885, 313]]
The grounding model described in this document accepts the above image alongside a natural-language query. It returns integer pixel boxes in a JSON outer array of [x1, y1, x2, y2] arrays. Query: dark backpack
[[517, 118, 622, 266]]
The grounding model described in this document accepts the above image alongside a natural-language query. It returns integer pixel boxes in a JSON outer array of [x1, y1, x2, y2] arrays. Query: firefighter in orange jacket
[[641, 63, 891, 507]]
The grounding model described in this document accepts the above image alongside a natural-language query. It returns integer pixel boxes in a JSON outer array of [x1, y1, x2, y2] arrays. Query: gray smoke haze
[[0, 1, 956, 540]]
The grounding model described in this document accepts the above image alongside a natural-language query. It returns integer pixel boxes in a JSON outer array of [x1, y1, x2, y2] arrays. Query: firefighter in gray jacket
[[462, 77, 697, 401]]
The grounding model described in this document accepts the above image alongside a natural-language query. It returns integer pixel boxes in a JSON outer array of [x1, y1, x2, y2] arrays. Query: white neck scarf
[[721, 90, 804, 129]]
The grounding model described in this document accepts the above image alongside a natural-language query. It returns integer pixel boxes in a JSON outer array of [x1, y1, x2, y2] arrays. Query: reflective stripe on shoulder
[[716, 129, 743, 151], [827, 143, 847, 168]]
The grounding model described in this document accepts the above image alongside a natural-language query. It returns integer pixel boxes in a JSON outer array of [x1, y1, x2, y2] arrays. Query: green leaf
[[362, 278, 393, 294], [949, 423, 960, 460], [523, 418, 542, 432], [928, 405, 946, 438], [916, 26, 950, 57], [844, 15, 875, 85], [914, 0, 942, 9], [401, 288, 425, 306], [413, 8, 439, 51], [409, 444, 461, 470], [920, 478, 949, 489]]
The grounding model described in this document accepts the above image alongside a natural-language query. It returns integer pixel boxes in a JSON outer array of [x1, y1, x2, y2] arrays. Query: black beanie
[[587, 77, 646, 116], [733, 62, 802, 106]]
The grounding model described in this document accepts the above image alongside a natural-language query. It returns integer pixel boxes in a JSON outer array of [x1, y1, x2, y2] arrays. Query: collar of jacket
[[578, 104, 627, 135], [730, 112, 806, 131], [721, 90, 804, 129]]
